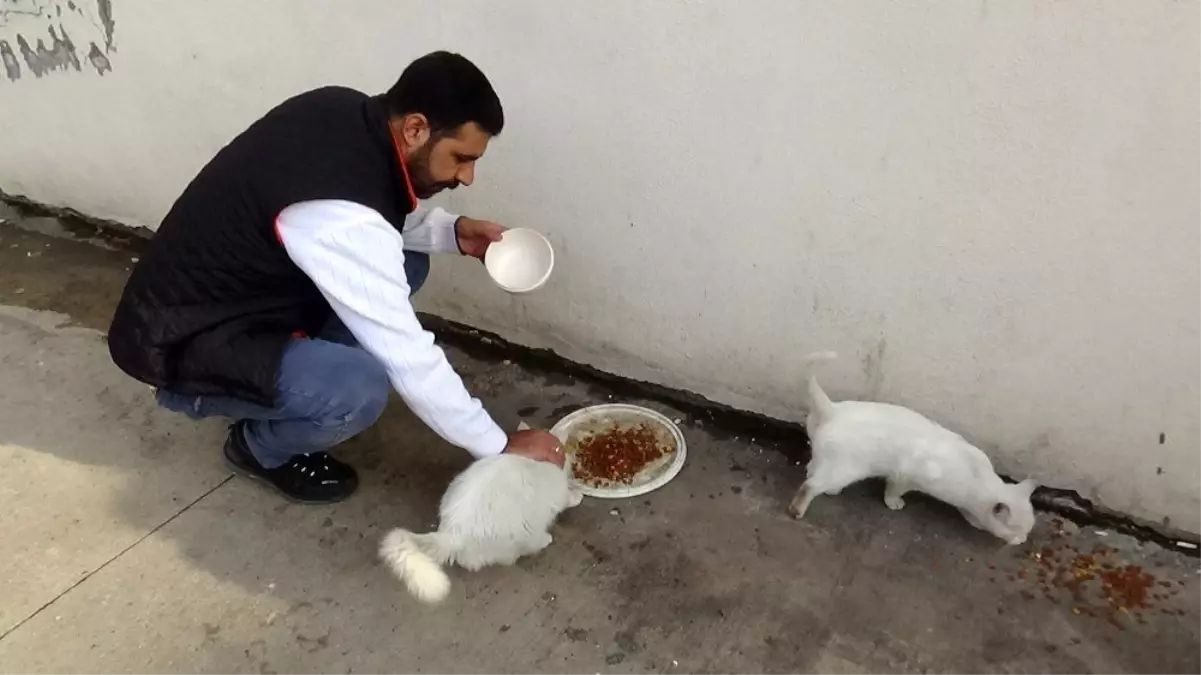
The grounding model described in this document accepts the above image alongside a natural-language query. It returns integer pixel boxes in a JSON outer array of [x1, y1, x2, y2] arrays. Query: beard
[[407, 145, 459, 199]]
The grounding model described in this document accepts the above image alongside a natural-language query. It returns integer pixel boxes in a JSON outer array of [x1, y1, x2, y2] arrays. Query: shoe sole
[[222, 452, 356, 506]]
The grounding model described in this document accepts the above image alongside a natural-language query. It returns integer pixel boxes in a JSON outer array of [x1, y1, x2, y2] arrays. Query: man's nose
[[457, 164, 475, 187]]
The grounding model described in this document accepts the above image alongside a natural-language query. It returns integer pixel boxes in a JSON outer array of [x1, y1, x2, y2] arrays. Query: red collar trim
[[389, 131, 420, 209]]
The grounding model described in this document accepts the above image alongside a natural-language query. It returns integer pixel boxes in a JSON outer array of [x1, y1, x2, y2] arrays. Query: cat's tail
[[802, 351, 839, 423], [379, 528, 454, 604]]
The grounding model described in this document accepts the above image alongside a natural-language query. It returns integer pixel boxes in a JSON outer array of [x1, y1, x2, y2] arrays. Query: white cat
[[788, 352, 1037, 545], [380, 453, 584, 604]]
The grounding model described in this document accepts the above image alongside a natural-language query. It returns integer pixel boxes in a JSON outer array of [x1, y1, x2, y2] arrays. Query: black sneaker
[[222, 421, 359, 504]]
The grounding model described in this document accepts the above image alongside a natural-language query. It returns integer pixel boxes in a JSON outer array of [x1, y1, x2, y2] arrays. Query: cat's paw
[[787, 484, 814, 519], [884, 495, 906, 511]]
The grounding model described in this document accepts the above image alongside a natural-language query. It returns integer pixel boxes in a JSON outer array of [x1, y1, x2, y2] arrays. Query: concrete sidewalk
[[0, 221, 1197, 674]]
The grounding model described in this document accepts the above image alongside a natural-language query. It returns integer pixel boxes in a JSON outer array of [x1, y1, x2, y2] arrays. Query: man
[[108, 51, 564, 504]]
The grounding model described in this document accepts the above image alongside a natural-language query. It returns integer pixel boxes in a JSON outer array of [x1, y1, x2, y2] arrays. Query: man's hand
[[504, 429, 565, 468], [455, 217, 505, 261]]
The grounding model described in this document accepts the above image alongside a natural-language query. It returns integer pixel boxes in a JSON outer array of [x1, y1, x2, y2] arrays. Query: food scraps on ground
[[1000, 518, 1192, 630], [572, 423, 669, 485]]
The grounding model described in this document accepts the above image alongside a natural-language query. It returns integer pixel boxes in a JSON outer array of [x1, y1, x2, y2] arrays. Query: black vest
[[108, 87, 416, 406]]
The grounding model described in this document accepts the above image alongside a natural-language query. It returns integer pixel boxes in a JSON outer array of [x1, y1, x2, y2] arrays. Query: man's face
[[397, 118, 492, 199]]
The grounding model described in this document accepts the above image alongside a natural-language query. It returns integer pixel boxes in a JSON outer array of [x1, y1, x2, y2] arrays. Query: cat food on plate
[[551, 404, 687, 499], [573, 423, 667, 485]]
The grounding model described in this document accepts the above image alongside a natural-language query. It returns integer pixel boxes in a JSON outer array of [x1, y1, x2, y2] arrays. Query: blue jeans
[[156, 252, 429, 468]]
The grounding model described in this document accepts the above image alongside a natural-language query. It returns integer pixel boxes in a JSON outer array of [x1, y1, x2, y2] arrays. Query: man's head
[[385, 51, 503, 199]]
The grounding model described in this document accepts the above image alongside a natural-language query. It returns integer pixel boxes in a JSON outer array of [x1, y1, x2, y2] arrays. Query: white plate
[[550, 404, 687, 499]]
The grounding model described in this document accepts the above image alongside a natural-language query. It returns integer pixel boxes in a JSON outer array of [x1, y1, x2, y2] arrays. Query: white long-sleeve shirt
[[276, 199, 507, 459]]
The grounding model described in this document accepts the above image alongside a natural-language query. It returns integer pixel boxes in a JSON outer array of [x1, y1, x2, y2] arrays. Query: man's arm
[[403, 207, 506, 262], [276, 199, 506, 458], [400, 205, 462, 255]]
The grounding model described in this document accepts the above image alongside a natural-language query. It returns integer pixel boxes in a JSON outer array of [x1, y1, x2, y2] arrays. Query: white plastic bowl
[[484, 228, 554, 294]]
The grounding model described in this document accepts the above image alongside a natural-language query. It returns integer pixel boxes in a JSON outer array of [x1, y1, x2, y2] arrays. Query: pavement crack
[[0, 475, 234, 642]]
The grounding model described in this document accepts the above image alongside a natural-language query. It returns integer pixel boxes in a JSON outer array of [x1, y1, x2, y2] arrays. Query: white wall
[[1, 1, 1198, 532]]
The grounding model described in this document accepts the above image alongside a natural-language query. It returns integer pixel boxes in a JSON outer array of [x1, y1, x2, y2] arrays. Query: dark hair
[[384, 51, 504, 136]]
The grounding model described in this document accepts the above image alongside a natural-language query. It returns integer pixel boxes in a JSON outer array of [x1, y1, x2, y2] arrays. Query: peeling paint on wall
[[0, 0, 113, 81]]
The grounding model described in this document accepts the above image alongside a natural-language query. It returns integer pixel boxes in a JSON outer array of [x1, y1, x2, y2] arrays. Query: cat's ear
[[992, 502, 1011, 523], [1017, 478, 1038, 498]]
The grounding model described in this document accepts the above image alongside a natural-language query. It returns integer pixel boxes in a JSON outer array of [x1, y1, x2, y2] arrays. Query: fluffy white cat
[[380, 453, 583, 604], [788, 352, 1037, 545]]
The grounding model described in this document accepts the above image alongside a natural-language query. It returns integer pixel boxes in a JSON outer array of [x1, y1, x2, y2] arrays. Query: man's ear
[[392, 113, 431, 152]]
